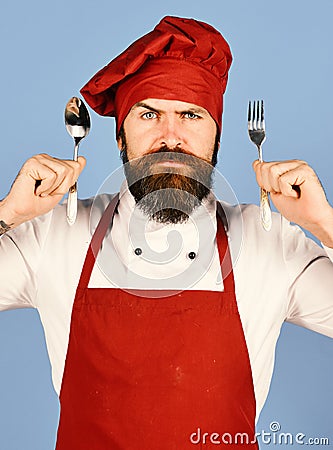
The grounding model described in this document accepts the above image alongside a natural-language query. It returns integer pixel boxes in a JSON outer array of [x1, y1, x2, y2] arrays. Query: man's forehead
[[130, 98, 210, 115]]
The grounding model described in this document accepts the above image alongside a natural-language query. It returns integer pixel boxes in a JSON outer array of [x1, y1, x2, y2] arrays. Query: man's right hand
[[0, 153, 86, 229]]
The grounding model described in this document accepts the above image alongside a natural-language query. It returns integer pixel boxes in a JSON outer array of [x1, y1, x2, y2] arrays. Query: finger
[[40, 153, 86, 170], [34, 163, 68, 197], [77, 155, 87, 173], [278, 167, 308, 198], [252, 160, 275, 191], [252, 160, 274, 192], [253, 160, 307, 193], [267, 162, 302, 194], [38, 159, 84, 197], [40, 156, 86, 196], [38, 172, 67, 197], [46, 168, 79, 196], [252, 159, 306, 172], [23, 162, 59, 196], [21, 155, 80, 197]]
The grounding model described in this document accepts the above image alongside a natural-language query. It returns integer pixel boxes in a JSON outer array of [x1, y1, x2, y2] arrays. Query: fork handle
[[260, 188, 272, 231]]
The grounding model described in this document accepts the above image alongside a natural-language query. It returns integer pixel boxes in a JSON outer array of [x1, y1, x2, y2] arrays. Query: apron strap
[[216, 202, 235, 293], [77, 194, 120, 289]]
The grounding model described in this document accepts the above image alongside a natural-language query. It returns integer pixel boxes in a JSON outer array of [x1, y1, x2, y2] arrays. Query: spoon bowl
[[65, 97, 90, 141]]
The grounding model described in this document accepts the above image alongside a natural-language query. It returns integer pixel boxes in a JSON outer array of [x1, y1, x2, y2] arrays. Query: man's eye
[[183, 112, 200, 119], [142, 111, 157, 120]]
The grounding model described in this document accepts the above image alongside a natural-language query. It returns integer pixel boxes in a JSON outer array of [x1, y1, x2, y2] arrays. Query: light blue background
[[1, 0, 332, 448]]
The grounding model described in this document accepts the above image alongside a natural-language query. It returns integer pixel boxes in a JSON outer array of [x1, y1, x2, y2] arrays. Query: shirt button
[[134, 248, 142, 256], [188, 252, 196, 260]]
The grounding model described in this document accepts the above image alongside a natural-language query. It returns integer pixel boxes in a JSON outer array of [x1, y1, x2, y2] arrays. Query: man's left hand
[[253, 159, 333, 247]]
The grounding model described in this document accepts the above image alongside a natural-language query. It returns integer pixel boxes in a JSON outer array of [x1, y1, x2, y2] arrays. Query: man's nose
[[159, 116, 183, 148]]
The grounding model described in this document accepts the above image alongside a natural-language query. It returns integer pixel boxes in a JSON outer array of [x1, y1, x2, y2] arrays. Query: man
[[0, 15, 332, 449]]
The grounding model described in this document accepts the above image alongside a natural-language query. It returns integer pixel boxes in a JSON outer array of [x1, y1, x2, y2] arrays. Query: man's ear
[[117, 136, 123, 151]]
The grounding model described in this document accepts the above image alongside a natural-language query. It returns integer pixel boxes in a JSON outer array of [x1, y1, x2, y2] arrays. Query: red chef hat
[[80, 16, 232, 136]]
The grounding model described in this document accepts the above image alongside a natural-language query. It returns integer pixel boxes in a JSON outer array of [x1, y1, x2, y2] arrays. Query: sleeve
[[283, 218, 333, 337], [0, 212, 52, 311]]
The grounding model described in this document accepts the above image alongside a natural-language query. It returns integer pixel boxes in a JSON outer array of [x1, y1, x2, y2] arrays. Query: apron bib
[[56, 195, 258, 449]]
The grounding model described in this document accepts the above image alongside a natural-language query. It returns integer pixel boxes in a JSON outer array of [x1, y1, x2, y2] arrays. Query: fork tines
[[248, 100, 265, 131]]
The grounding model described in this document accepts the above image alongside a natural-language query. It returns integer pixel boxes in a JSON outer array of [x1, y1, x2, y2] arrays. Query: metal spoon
[[64, 97, 90, 225]]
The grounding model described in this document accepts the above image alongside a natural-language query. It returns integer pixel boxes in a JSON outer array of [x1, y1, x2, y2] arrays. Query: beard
[[120, 134, 218, 224]]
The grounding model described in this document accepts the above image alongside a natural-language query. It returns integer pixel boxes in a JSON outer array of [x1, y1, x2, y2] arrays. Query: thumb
[[77, 155, 87, 173], [252, 160, 260, 171]]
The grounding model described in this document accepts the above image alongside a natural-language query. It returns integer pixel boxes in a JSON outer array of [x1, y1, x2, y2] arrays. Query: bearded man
[[0, 16, 332, 450]]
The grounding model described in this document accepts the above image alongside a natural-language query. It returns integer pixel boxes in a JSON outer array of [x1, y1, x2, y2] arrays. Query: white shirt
[[1, 182, 333, 422]]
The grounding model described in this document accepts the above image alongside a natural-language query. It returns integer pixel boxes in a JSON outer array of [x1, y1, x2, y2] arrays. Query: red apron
[[56, 195, 258, 449]]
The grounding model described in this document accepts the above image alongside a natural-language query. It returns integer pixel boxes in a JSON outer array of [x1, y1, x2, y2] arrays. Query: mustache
[[123, 147, 214, 187], [122, 145, 214, 183], [120, 140, 217, 169], [143, 145, 211, 164]]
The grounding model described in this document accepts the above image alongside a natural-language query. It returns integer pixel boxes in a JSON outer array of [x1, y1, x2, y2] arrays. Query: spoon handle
[[66, 141, 80, 225], [66, 182, 78, 225]]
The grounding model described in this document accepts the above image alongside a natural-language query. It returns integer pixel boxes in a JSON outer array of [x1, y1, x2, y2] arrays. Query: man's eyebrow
[[132, 102, 161, 114], [131, 102, 209, 117], [179, 106, 208, 115]]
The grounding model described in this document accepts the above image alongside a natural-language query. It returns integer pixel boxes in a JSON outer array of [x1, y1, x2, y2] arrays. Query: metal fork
[[248, 100, 272, 231]]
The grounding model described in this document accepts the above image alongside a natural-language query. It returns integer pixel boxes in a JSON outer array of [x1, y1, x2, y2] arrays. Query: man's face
[[118, 98, 218, 162], [118, 98, 219, 224]]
